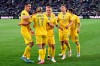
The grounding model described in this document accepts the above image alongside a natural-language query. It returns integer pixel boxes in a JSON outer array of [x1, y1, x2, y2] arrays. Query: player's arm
[[56, 25, 63, 31], [56, 14, 63, 30], [19, 11, 32, 26], [77, 23, 81, 33], [21, 15, 32, 19], [55, 18, 63, 30], [47, 22, 54, 28], [18, 22, 31, 26], [66, 14, 73, 29], [66, 20, 73, 29], [30, 28, 34, 35], [76, 16, 81, 33]]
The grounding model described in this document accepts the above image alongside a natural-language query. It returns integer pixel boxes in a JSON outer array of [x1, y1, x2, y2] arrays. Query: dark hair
[[46, 3, 51, 7], [61, 4, 67, 8], [24, 2, 31, 6], [68, 8, 74, 14]]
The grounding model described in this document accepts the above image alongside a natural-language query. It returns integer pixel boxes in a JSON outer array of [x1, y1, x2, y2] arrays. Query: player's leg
[[65, 30, 72, 57], [21, 31, 34, 63], [21, 43, 34, 63], [64, 40, 72, 57], [51, 44, 56, 62], [63, 32, 72, 59], [60, 41, 67, 59], [36, 36, 44, 64], [26, 42, 34, 63], [58, 44, 67, 56], [38, 35, 46, 64], [42, 43, 46, 62], [58, 30, 65, 56], [42, 35, 47, 62], [47, 37, 52, 60], [50, 36, 56, 62], [37, 44, 44, 64], [76, 41, 80, 57], [74, 30, 80, 57], [72, 29, 80, 57]]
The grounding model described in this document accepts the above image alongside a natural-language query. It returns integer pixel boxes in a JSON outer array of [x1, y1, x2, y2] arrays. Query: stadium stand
[[0, 0, 100, 17]]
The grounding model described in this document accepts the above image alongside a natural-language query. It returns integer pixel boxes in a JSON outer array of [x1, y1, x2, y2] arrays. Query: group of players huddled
[[19, 3, 81, 64]]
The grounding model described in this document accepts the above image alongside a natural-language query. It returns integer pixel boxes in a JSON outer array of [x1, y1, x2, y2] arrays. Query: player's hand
[[23, 22, 30, 26], [50, 23, 54, 29], [77, 29, 80, 33], [30, 30, 34, 36], [66, 26, 69, 29], [59, 27, 63, 31]]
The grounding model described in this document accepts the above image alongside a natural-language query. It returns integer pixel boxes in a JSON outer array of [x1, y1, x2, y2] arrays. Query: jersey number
[[38, 18, 44, 26]]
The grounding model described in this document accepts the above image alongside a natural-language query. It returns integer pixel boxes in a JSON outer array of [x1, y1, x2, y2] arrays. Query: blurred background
[[0, 0, 100, 18]]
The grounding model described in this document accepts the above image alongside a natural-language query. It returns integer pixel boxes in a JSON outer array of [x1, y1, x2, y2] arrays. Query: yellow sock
[[27, 52, 30, 59], [77, 44, 80, 54], [39, 49, 44, 61], [48, 47, 51, 56], [63, 44, 67, 54], [61, 46, 63, 54], [26, 46, 31, 59], [67, 43, 71, 51], [43, 48, 46, 60], [23, 45, 31, 58], [51, 48, 55, 57], [62, 45, 65, 55]]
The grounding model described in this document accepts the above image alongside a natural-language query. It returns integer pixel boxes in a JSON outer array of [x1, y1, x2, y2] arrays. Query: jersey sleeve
[[45, 15, 50, 23], [57, 14, 60, 23], [29, 15, 36, 22], [21, 11, 26, 18], [54, 17, 58, 25], [69, 13, 72, 21], [76, 16, 80, 23]]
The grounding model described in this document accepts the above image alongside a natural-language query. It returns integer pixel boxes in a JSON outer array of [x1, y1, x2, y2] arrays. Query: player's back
[[33, 13, 49, 35], [71, 14, 80, 30]]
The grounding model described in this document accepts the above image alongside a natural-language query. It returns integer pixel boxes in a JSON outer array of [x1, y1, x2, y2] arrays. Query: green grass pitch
[[0, 19, 100, 66]]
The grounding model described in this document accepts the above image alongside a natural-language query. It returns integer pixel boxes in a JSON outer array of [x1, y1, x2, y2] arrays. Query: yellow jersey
[[20, 10, 31, 31], [57, 12, 72, 29], [71, 14, 80, 30], [31, 13, 49, 35], [44, 13, 58, 36]]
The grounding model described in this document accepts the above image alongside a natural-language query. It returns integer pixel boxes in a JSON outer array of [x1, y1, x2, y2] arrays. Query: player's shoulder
[[51, 13, 56, 17], [32, 14, 36, 18], [66, 12, 72, 16], [43, 13, 48, 18], [74, 14, 79, 19], [21, 10, 27, 13], [21, 10, 28, 16]]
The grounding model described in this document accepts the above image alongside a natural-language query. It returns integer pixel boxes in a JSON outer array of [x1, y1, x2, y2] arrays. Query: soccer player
[[68, 9, 81, 57], [44, 6, 58, 62], [19, 3, 34, 63], [30, 7, 54, 64], [57, 4, 73, 59]]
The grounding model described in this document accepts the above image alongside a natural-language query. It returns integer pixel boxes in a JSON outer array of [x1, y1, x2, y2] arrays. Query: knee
[[75, 41, 80, 45], [52, 45, 55, 50], [29, 42, 34, 47], [65, 40, 68, 44]]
